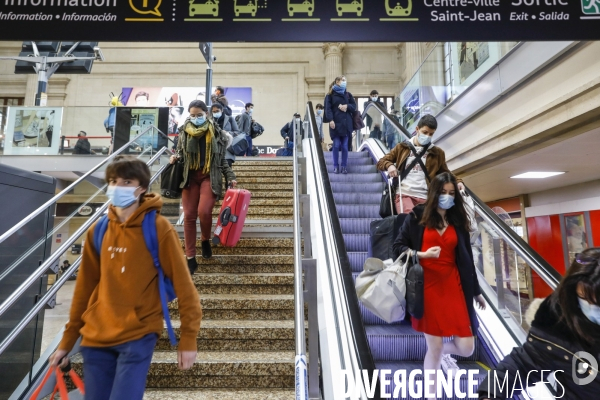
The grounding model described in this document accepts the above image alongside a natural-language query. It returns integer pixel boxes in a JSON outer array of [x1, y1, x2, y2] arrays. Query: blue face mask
[[371, 96, 378, 102], [106, 186, 140, 209], [190, 116, 206, 126], [579, 298, 600, 325], [340, 81, 347, 89], [418, 133, 432, 146], [317, 110, 323, 115], [213, 112, 222, 119], [248, 109, 253, 114], [438, 194, 455, 210]]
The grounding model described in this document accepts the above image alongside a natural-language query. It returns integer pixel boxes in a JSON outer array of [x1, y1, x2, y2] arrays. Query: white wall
[[526, 180, 600, 217]]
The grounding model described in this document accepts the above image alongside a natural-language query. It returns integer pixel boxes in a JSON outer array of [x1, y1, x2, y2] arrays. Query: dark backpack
[[93, 210, 178, 346], [230, 133, 249, 156], [234, 114, 242, 126], [250, 121, 264, 139]]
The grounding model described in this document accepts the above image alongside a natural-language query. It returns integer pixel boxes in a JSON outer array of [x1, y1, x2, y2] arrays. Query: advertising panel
[[2, 107, 63, 155]]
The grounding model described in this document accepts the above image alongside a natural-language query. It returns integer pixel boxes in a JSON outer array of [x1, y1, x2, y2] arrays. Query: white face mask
[[371, 96, 378, 102], [418, 133, 432, 146], [579, 298, 600, 325]]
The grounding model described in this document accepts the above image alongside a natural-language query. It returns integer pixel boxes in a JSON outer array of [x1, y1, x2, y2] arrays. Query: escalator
[[302, 101, 562, 399]]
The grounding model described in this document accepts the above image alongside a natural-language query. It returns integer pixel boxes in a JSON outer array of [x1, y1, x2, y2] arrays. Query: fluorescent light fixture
[[511, 172, 565, 179]]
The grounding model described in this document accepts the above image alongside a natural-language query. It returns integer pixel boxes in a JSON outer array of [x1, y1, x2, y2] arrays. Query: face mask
[[340, 81, 347, 89], [317, 110, 323, 115], [578, 298, 600, 325], [106, 186, 140, 209], [295, 118, 301, 123], [418, 133, 432, 146], [248, 109, 253, 114], [190, 116, 206, 126], [213, 112, 222, 119], [438, 194, 455, 210], [371, 96, 378, 102]]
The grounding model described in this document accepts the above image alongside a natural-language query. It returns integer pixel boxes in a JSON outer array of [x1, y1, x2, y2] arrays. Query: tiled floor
[[40, 280, 76, 354]]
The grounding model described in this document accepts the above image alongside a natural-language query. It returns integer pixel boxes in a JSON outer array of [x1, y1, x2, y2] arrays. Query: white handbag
[[355, 252, 409, 323], [461, 190, 478, 233]]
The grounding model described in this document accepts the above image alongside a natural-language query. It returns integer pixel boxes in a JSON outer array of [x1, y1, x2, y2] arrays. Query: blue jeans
[[80, 333, 158, 400], [245, 134, 253, 156], [386, 134, 394, 150], [332, 135, 349, 168]]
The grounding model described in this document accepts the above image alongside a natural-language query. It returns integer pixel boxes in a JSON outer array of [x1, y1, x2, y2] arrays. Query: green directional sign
[[582, 0, 600, 15]]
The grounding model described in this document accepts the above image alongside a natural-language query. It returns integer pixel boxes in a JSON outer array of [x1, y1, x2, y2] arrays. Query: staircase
[[324, 150, 487, 399], [72, 159, 297, 399]]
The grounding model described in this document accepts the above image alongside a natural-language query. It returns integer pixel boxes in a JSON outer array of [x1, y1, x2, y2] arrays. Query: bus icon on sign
[[582, 0, 600, 14]]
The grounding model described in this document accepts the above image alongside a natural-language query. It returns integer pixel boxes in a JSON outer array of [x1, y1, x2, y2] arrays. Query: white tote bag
[[355, 253, 409, 323], [461, 190, 478, 233]]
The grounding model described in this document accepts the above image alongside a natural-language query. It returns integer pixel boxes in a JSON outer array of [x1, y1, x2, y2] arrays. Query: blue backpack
[[93, 210, 178, 346]]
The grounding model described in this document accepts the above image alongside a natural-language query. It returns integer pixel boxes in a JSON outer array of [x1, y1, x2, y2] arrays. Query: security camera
[[93, 46, 105, 62]]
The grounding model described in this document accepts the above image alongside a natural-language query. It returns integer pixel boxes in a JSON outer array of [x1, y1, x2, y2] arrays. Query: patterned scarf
[[184, 120, 213, 174]]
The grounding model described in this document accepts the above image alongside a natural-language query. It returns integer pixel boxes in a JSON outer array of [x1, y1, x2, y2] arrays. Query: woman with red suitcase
[[170, 100, 237, 274]]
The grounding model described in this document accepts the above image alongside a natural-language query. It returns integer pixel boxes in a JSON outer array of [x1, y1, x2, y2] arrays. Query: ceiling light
[[511, 172, 565, 179]]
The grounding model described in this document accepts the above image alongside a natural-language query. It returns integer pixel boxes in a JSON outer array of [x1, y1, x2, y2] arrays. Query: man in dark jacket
[[72, 131, 94, 155], [237, 103, 254, 157], [210, 86, 231, 116], [211, 103, 240, 167], [280, 113, 301, 157], [363, 89, 384, 130]]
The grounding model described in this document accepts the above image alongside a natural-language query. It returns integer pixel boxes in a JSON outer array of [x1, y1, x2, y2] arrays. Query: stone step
[[143, 389, 295, 399], [196, 254, 293, 266], [192, 238, 294, 248], [195, 264, 294, 274], [170, 294, 295, 320], [234, 177, 293, 184], [233, 166, 293, 173], [71, 351, 295, 389], [233, 171, 292, 178], [156, 320, 297, 351], [233, 161, 292, 167], [211, 206, 292, 217], [193, 273, 294, 294], [235, 183, 292, 192]]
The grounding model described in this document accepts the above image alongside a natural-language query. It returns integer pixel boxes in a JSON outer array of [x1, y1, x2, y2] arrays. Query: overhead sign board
[[0, 0, 598, 41]]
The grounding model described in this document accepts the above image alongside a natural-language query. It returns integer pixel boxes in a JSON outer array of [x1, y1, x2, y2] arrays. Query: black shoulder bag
[[405, 250, 425, 319]]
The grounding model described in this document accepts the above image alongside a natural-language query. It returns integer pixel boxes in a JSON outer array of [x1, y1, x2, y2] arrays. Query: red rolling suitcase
[[213, 188, 251, 247]]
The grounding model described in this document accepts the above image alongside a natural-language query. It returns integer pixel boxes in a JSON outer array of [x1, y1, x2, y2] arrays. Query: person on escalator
[[49, 156, 202, 400], [393, 172, 486, 400], [170, 100, 238, 272], [280, 113, 301, 156], [479, 247, 600, 400], [324, 75, 356, 174], [376, 114, 464, 214]]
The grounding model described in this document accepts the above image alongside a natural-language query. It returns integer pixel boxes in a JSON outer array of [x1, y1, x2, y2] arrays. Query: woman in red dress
[[393, 172, 486, 399]]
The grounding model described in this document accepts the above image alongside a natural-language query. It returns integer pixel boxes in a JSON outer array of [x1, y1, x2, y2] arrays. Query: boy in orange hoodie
[[50, 156, 202, 400]]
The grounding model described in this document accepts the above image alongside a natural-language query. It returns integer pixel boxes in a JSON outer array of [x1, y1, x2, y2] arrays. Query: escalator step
[[328, 173, 382, 183], [323, 151, 370, 159], [334, 193, 383, 205], [347, 252, 368, 273], [339, 218, 373, 234], [336, 205, 380, 219], [330, 182, 384, 193], [343, 234, 370, 252]]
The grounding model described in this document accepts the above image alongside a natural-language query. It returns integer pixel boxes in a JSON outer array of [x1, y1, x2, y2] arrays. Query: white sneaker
[[441, 354, 460, 376]]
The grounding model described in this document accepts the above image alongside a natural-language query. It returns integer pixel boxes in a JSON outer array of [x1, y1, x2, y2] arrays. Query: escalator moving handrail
[[305, 102, 378, 382], [0, 150, 169, 358], [0, 148, 170, 323], [361, 105, 561, 291], [0, 125, 158, 246]]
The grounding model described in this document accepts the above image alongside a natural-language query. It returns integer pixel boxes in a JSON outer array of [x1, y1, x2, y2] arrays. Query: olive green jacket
[[176, 118, 236, 199]]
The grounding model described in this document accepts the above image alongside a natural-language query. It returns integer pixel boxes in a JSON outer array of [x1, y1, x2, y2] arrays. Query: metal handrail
[[0, 125, 158, 246], [293, 115, 308, 396], [358, 104, 562, 291], [0, 148, 169, 322], [0, 147, 168, 355]]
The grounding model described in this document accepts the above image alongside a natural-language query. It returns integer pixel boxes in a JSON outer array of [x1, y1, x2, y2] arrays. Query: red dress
[[412, 225, 473, 337]]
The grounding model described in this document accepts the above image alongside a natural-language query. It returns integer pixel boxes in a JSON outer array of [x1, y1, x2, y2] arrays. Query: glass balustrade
[[0, 105, 180, 157]]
